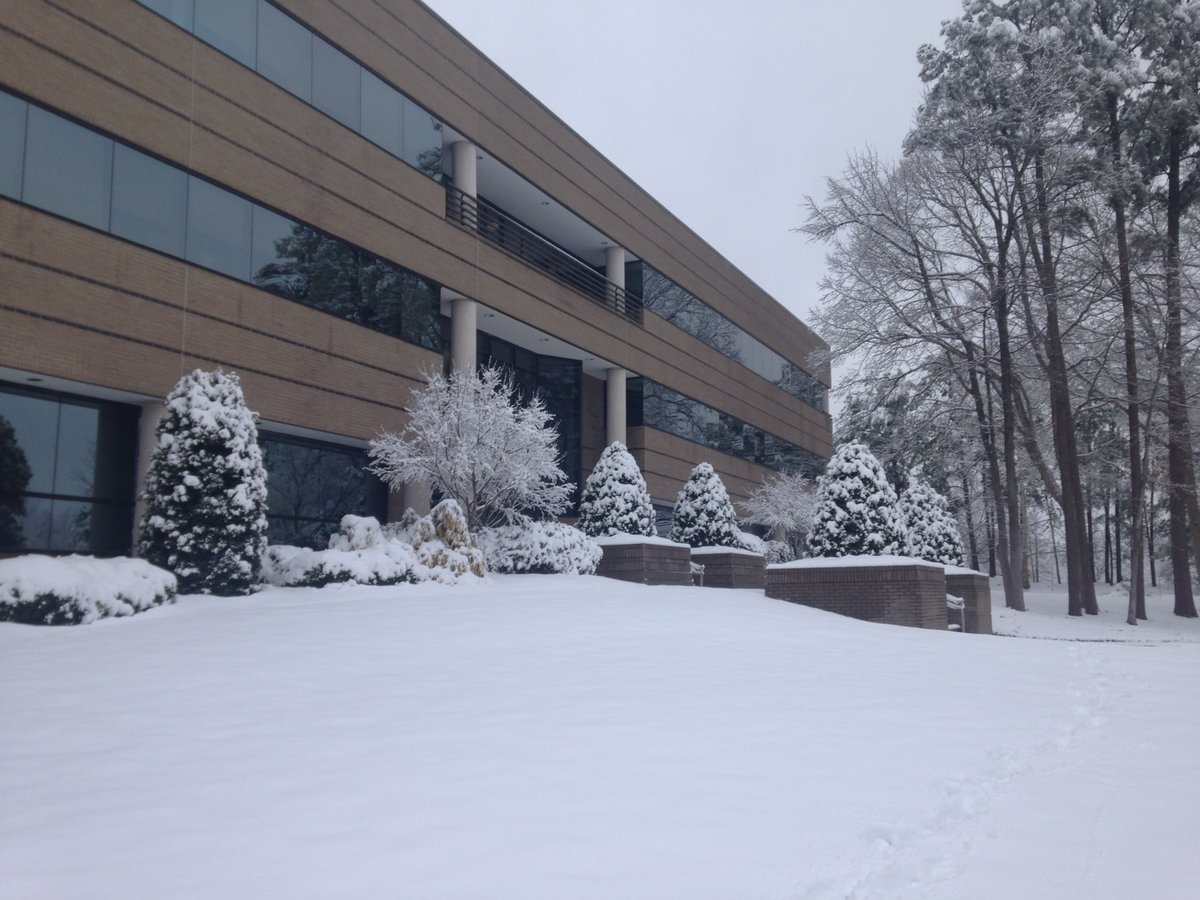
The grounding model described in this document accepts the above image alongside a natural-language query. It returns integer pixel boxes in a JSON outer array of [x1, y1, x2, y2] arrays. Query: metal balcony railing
[[447, 184, 643, 324]]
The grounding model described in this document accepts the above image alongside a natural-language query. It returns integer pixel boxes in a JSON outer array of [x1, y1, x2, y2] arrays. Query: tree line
[[803, 0, 1199, 623]]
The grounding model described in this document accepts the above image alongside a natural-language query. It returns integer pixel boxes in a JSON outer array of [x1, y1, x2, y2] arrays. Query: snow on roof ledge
[[768, 554, 945, 571], [593, 533, 690, 549], [943, 564, 987, 577], [689, 546, 763, 557]]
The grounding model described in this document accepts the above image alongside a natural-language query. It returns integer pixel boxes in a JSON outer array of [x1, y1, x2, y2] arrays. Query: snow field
[[2, 577, 1197, 899]]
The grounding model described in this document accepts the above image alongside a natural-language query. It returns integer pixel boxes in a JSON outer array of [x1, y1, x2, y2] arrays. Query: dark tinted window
[[360, 70, 403, 157], [403, 101, 442, 179], [22, 107, 112, 231], [194, 0, 257, 68], [111, 144, 188, 257], [0, 386, 137, 556], [0, 92, 26, 199], [186, 175, 252, 279], [313, 37, 360, 131], [256, 0, 311, 101], [260, 433, 386, 549], [140, 0, 194, 29]]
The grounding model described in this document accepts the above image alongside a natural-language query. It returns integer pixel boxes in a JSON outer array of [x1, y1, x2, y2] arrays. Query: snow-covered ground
[[3, 575, 1197, 899]]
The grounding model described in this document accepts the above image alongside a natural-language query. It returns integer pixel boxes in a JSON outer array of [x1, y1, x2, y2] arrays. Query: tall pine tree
[[807, 443, 904, 558], [577, 442, 657, 537], [670, 462, 743, 549], [139, 369, 268, 595]]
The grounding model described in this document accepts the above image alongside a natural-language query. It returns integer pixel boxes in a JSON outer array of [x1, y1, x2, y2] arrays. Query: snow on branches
[[670, 462, 743, 549], [898, 471, 965, 566], [138, 369, 268, 595], [576, 441, 657, 537], [806, 442, 905, 558], [369, 366, 572, 531]]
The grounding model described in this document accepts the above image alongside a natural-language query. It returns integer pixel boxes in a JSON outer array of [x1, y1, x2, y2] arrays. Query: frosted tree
[[139, 369, 268, 595], [369, 366, 572, 531], [670, 462, 742, 548], [740, 471, 817, 556], [898, 471, 964, 566], [577, 442, 657, 536], [806, 442, 904, 558]]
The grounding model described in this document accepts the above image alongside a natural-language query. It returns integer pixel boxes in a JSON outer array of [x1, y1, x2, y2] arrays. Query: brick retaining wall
[[765, 561, 947, 630], [691, 551, 765, 589], [945, 571, 993, 635], [596, 542, 693, 586]]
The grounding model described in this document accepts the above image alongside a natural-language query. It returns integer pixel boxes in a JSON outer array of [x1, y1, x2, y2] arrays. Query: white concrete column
[[605, 245, 625, 314], [131, 400, 165, 553], [451, 140, 477, 198], [606, 367, 627, 446], [450, 296, 478, 374]]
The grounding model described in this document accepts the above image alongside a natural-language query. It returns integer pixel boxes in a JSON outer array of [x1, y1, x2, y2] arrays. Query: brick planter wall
[[945, 571, 993, 635], [765, 560, 947, 630], [596, 541, 693, 586], [690, 550, 765, 589]]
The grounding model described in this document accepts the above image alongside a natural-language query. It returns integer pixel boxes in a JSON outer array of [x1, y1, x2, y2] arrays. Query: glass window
[[22, 107, 113, 231], [256, 0, 311, 101], [194, 0, 257, 69], [110, 144, 188, 257], [260, 433, 386, 549], [185, 176, 252, 280], [139, 0, 194, 30], [0, 387, 137, 556], [313, 37, 360, 131], [250, 204, 304, 298], [403, 100, 442, 180], [0, 92, 27, 199], [360, 70, 403, 157]]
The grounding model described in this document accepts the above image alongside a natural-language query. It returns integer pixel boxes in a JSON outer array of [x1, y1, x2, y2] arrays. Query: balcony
[[447, 184, 642, 324]]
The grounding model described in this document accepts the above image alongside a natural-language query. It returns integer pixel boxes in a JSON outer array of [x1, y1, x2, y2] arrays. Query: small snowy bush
[[261, 542, 417, 588], [737, 531, 793, 564], [807, 442, 905, 558], [898, 473, 964, 566], [139, 369, 268, 595], [0, 555, 176, 625], [577, 442, 656, 537], [670, 462, 744, 549], [416, 499, 487, 581], [479, 521, 602, 574]]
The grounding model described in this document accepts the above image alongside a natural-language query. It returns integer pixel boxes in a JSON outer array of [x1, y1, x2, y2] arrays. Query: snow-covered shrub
[[740, 471, 816, 556], [898, 473, 964, 566], [806, 442, 905, 558], [415, 499, 486, 581], [369, 366, 572, 530], [262, 515, 419, 587], [670, 462, 743, 549], [0, 555, 176, 625], [576, 442, 656, 537], [737, 531, 793, 564], [479, 521, 602, 574], [261, 542, 417, 588], [139, 369, 268, 595]]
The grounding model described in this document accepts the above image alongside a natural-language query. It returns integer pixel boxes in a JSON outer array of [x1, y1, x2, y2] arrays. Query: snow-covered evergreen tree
[[139, 369, 268, 595], [670, 462, 742, 548], [898, 472, 964, 566], [806, 442, 904, 558], [576, 441, 656, 537]]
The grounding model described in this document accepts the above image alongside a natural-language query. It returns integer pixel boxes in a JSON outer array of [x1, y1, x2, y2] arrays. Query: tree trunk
[[1115, 494, 1123, 583], [962, 471, 981, 572], [1104, 494, 1112, 585], [1165, 125, 1199, 617]]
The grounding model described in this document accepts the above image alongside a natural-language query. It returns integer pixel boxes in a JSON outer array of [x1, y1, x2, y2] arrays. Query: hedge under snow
[[0, 554, 176, 625], [478, 521, 602, 575]]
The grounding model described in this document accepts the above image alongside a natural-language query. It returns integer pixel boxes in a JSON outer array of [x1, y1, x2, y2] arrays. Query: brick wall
[[765, 562, 947, 630], [945, 572, 993, 635], [693, 551, 765, 589], [596, 543, 692, 586]]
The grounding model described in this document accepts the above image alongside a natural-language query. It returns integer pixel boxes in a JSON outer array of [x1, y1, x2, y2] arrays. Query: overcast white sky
[[424, 0, 965, 327]]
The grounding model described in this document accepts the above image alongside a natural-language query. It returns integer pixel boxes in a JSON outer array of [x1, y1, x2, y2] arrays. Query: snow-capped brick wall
[[595, 540, 692, 586], [765, 560, 947, 630], [689, 548, 766, 589], [944, 570, 993, 635]]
